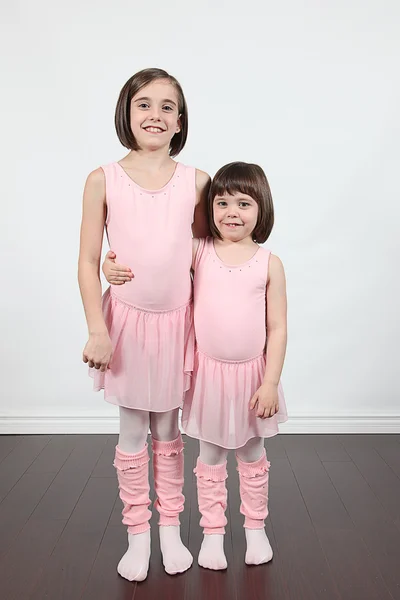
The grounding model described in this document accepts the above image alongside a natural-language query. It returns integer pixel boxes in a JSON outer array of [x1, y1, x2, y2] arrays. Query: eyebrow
[[134, 96, 177, 107], [215, 194, 254, 201]]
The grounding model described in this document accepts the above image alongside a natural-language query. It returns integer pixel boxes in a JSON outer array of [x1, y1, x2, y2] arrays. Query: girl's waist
[[196, 347, 265, 365], [110, 285, 193, 313]]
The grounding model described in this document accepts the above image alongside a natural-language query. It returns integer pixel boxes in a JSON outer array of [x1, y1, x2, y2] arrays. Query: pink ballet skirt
[[90, 288, 194, 412], [182, 349, 287, 449]]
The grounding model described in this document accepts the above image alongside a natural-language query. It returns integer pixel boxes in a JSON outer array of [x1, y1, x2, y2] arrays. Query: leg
[[115, 407, 151, 582], [149, 409, 193, 575], [196, 440, 229, 570], [236, 437, 273, 565]]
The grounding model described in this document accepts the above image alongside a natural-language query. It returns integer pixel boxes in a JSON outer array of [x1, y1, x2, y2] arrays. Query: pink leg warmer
[[113, 444, 151, 535], [152, 434, 185, 527], [194, 458, 228, 535], [236, 449, 271, 529]]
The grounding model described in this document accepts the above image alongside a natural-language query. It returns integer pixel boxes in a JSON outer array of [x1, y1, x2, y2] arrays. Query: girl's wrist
[[262, 379, 279, 387], [89, 329, 108, 337]]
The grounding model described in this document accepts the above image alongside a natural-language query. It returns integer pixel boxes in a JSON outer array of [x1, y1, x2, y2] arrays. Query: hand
[[102, 250, 133, 285], [83, 332, 113, 372], [249, 383, 279, 419]]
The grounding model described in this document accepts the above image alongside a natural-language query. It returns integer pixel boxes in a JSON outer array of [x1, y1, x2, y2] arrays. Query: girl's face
[[213, 192, 259, 242], [130, 80, 181, 152]]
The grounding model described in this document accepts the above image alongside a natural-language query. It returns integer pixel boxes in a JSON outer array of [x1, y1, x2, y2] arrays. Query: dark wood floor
[[1, 434, 400, 599]]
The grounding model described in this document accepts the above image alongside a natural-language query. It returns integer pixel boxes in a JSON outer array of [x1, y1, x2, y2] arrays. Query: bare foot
[[117, 531, 151, 582], [198, 534, 227, 570], [245, 529, 273, 565]]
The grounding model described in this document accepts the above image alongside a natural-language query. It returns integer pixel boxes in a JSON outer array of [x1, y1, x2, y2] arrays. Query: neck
[[125, 146, 174, 171], [215, 235, 257, 248]]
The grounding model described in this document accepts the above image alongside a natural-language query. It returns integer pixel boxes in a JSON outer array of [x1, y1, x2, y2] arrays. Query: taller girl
[[78, 68, 210, 582]]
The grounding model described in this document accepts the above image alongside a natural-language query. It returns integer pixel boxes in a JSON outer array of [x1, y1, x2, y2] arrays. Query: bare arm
[[250, 254, 287, 418], [191, 237, 200, 270], [263, 254, 287, 385], [192, 169, 211, 238], [78, 168, 107, 334]]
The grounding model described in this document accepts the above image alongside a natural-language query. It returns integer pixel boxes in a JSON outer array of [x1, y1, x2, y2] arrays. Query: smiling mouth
[[143, 126, 165, 134], [223, 223, 243, 228]]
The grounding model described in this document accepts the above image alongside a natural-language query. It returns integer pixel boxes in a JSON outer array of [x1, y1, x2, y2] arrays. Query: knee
[[118, 430, 148, 454], [236, 438, 265, 463], [150, 410, 179, 442], [199, 442, 228, 466]]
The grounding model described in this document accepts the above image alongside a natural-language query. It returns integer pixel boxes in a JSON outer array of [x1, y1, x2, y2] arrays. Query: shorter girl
[[103, 161, 288, 570]]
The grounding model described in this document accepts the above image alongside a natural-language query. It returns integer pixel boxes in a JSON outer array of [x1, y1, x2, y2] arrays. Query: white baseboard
[[0, 415, 399, 434]]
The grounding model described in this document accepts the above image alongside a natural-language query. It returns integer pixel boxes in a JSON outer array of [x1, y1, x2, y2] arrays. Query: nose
[[227, 207, 239, 218], [149, 106, 161, 121]]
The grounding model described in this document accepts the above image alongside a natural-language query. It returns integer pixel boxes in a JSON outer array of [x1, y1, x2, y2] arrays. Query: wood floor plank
[[0, 436, 51, 502], [0, 435, 22, 464], [268, 452, 341, 600], [369, 435, 400, 481], [91, 435, 118, 478], [265, 434, 287, 459], [325, 459, 400, 599], [80, 523, 135, 600], [32, 435, 109, 521], [29, 477, 117, 600], [310, 434, 351, 462], [0, 435, 82, 555], [26, 435, 79, 475], [0, 517, 67, 600], [283, 435, 393, 600], [0, 472, 55, 557], [339, 435, 400, 527]]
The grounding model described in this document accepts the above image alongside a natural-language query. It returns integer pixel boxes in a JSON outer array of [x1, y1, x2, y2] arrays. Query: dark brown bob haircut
[[209, 162, 274, 244], [115, 68, 188, 157]]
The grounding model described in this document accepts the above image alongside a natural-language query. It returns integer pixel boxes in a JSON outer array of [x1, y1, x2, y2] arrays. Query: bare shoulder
[[83, 168, 106, 206], [85, 167, 105, 189], [195, 168, 211, 191], [268, 253, 286, 283]]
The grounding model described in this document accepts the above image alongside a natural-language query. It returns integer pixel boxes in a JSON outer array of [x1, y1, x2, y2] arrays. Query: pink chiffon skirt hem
[[181, 349, 288, 449], [90, 288, 194, 412]]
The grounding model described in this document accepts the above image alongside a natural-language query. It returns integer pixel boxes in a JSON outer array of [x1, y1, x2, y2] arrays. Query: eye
[[163, 105, 174, 111], [239, 202, 250, 207], [216, 201, 227, 207], [138, 103, 149, 109]]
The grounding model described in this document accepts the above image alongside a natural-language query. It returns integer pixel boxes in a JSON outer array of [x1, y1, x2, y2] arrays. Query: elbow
[[267, 325, 287, 341], [78, 257, 100, 280]]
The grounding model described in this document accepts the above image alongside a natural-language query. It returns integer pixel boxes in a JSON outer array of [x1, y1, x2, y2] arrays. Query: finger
[[112, 274, 131, 282], [82, 355, 88, 364], [110, 278, 129, 285], [112, 265, 133, 275], [100, 364, 107, 372], [256, 405, 264, 418], [88, 360, 94, 368], [106, 251, 116, 259], [249, 395, 257, 410], [94, 362, 101, 370]]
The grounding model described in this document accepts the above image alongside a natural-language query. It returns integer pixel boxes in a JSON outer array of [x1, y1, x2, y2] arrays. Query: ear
[[176, 114, 182, 134]]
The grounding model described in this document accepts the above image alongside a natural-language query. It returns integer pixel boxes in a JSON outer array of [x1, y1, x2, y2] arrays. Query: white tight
[[118, 407, 180, 454], [199, 437, 265, 465], [118, 406, 264, 463]]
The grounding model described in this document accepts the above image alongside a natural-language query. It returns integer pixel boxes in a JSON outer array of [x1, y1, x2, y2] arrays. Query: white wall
[[1, 0, 399, 433]]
